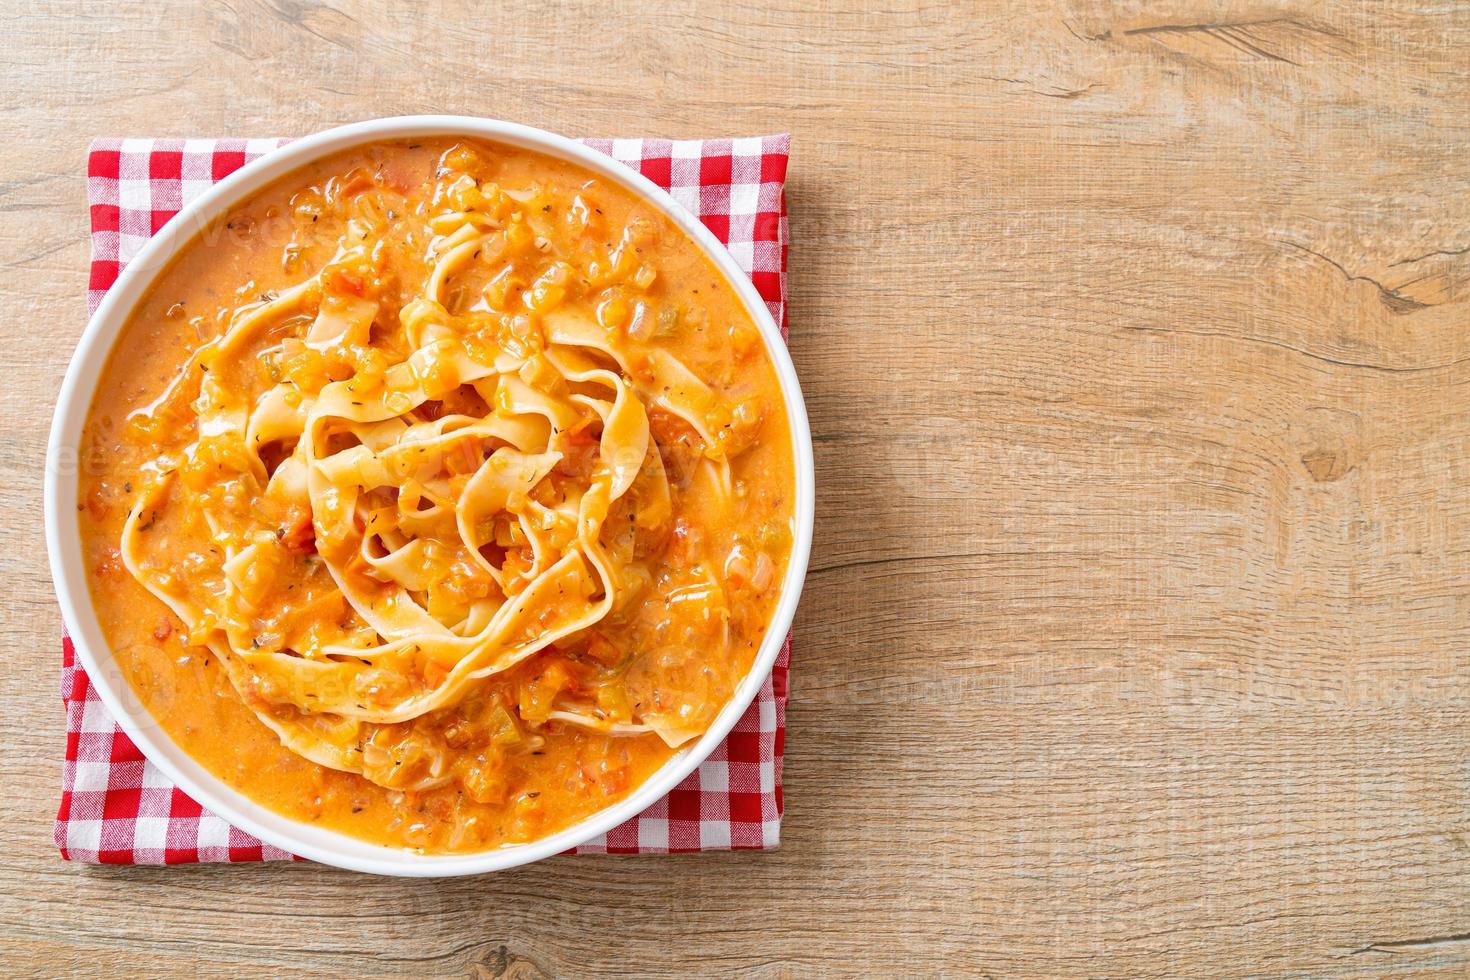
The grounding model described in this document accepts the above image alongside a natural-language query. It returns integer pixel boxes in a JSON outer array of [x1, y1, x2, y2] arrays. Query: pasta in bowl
[[46, 118, 813, 874]]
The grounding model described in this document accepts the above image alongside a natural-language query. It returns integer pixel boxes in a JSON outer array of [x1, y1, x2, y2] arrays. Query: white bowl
[[45, 116, 814, 876]]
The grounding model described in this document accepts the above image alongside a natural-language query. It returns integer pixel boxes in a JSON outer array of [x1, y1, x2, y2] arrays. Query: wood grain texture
[[3, 0, 1470, 975]]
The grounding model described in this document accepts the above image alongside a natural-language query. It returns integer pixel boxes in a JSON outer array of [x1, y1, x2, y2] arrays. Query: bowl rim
[[44, 115, 814, 876]]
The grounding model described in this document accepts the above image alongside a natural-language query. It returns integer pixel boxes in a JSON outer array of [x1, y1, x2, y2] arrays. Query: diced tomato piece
[[518, 658, 579, 722], [554, 423, 599, 479], [583, 632, 623, 666], [329, 268, 367, 296], [338, 171, 374, 199], [600, 767, 629, 795], [577, 754, 630, 795], [280, 507, 316, 555], [85, 487, 112, 520], [670, 517, 704, 563]]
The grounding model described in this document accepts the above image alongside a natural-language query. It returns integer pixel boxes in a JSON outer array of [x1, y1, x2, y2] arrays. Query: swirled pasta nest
[[121, 152, 749, 792]]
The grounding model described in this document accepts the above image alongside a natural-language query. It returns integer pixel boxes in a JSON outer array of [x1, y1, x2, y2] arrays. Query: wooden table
[[4, 1, 1469, 975]]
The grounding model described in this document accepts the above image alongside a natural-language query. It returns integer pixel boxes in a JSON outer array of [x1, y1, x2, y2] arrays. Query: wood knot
[[1300, 448, 1349, 482], [468, 945, 550, 980], [1295, 407, 1362, 483]]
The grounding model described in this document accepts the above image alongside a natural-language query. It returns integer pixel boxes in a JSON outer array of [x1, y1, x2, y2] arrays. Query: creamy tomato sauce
[[78, 138, 794, 852]]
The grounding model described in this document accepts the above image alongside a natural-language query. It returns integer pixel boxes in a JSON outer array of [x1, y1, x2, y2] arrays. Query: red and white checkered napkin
[[60, 133, 792, 864]]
